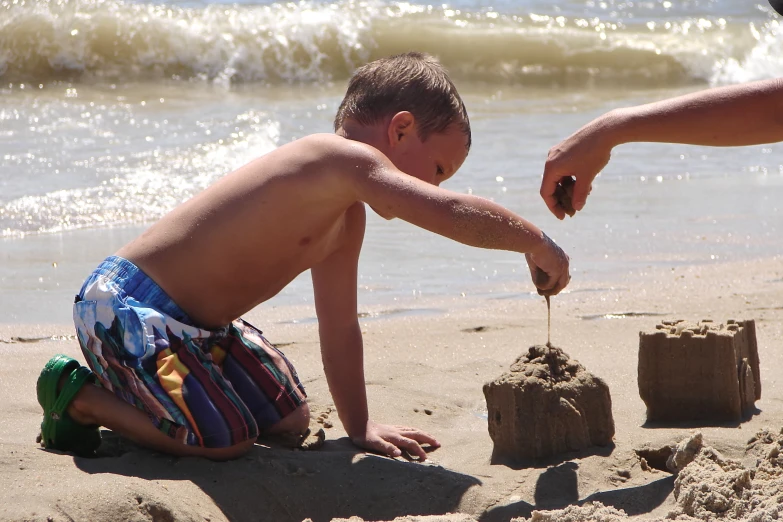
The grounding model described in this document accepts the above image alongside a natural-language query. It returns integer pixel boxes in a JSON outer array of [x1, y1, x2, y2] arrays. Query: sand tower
[[483, 345, 615, 462], [638, 319, 761, 422]]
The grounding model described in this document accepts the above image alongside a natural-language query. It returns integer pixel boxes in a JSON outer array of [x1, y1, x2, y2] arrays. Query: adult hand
[[541, 123, 612, 219], [350, 420, 440, 461]]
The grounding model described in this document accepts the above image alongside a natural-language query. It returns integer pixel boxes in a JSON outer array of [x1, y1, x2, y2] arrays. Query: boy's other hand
[[350, 420, 440, 461], [541, 122, 612, 219], [526, 232, 570, 296]]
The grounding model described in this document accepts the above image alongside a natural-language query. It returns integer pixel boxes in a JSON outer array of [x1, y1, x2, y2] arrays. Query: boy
[[37, 52, 571, 462]]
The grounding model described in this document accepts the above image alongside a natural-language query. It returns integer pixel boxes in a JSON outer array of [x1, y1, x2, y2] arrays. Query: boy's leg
[[67, 383, 256, 460], [214, 319, 310, 437], [69, 315, 308, 458], [69, 258, 282, 458], [265, 401, 310, 435]]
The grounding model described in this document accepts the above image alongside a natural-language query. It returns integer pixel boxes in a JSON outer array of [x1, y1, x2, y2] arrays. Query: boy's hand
[[526, 232, 570, 296], [350, 420, 440, 461]]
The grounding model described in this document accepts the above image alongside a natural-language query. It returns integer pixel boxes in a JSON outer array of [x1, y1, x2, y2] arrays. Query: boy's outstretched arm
[[336, 141, 570, 296], [311, 202, 440, 460], [542, 77, 783, 218]]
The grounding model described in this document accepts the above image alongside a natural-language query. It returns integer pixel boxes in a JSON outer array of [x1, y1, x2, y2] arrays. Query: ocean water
[[1, 0, 782, 324]]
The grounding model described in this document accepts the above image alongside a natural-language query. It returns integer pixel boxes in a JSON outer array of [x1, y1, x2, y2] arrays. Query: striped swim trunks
[[72, 255, 307, 448]]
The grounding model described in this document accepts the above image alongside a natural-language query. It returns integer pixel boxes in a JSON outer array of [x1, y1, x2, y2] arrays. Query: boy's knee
[[267, 401, 310, 435], [288, 401, 311, 433]]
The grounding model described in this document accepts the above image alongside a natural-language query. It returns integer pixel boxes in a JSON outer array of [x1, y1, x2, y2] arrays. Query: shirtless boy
[[37, 52, 570, 462]]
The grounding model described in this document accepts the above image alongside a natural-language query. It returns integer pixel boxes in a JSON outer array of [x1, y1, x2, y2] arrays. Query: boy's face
[[386, 114, 469, 187]]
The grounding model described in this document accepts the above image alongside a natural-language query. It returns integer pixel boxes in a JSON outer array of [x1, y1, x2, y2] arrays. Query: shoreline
[[3, 154, 783, 326]]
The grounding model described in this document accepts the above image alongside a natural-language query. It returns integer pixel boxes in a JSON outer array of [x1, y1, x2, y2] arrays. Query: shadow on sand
[[481, 469, 674, 522], [490, 442, 616, 470], [480, 443, 674, 522], [72, 432, 481, 522], [641, 406, 762, 430]]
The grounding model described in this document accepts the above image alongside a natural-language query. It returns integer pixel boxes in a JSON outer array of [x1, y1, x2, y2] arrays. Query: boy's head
[[334, 52, 471, 185]]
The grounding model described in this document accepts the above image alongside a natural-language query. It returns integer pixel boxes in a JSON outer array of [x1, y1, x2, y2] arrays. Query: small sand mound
[[511, 501, 629, 522], [667, 432, 704, 474], [330, 513, 478, 522], [526, 430, 783, 522]]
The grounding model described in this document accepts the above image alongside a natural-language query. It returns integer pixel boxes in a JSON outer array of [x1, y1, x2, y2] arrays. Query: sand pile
[[506, 428, 783, 522], [666, 428, 783, 521], [330, 501, 632, 522], [511, 501, 629, 522], [330, 513, 477, 522], [483, 345, 615, 462]]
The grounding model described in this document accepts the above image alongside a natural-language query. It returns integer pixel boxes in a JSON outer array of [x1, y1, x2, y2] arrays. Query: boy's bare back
[[118, 134, 369, 328]]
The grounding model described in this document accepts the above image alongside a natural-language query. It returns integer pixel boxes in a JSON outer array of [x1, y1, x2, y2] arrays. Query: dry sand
[[2, 256, 782, 522]]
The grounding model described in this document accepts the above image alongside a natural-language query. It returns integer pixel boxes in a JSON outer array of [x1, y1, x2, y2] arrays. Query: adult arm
[[541, 78, 783, 218]]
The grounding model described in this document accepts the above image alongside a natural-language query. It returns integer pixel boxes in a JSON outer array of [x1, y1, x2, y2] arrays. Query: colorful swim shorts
[[73, 256, 307, 448]]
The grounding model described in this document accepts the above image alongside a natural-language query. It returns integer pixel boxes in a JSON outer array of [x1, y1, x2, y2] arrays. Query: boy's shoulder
[[286, 133, 386, 167]]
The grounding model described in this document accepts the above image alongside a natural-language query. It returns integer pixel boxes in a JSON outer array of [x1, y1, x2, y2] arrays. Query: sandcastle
[[483, 345, 615, 462], [638, 319, 761, 422]]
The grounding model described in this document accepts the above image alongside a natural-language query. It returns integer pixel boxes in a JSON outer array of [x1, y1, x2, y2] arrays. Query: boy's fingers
[[403, 442, 428, 461], [539, 281, 559, 296], [404, 429, 440, 448], [388, 435, 427, 461], [534, 266, 560, 296], [375, 440, 402, 458], [553, 271, 571, 295]]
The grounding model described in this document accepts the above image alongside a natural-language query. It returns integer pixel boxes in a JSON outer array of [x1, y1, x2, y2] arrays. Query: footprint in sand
[[278, 405, 332, 452], [461, 325, 491, 333], [315, 406, 335, 429]]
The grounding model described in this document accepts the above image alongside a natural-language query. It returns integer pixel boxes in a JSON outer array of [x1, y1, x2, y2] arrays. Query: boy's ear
[[387, 111, 416, 147]]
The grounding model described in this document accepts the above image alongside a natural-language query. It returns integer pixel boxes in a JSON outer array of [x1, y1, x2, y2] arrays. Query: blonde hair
[[334, 52, 471, 150]]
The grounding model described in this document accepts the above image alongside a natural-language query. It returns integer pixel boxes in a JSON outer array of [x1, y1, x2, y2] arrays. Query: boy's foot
[[36, 354, 102, 457]]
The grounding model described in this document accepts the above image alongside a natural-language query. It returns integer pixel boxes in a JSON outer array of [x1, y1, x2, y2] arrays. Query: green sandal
[[36, 354, 101, 457]]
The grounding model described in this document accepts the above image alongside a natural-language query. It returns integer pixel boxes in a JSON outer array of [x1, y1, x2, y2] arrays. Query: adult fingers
[[572, 177, 592, 211], [540, 168, 566, 220]]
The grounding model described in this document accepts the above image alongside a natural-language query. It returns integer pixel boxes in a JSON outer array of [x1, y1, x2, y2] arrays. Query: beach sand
[[2, 256, 782, 522]]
